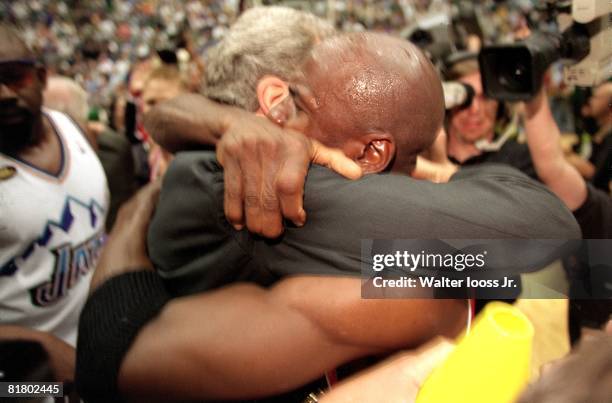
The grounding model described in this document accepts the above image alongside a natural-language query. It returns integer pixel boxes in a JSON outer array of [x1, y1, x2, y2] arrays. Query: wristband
[[76, 270, 170, 402]]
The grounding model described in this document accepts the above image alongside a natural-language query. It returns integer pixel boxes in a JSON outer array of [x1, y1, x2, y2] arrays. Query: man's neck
[[15, 113, 63, 175]]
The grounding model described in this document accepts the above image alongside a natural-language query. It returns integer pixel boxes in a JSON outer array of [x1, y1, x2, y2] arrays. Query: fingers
[[218, 137, 245, 230], [409, 338, 455, 386], [217, 119, 361, 237], [311, 139, 363, 180], [239, 139, 264, 235], [223, 155, 245, 230], [277, 152, 309, 228], [259, 148, 284, 238]]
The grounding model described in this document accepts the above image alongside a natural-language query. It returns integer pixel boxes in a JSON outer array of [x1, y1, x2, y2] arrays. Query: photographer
[[523, 82, 611, 238], [444, 53, 537, 179]]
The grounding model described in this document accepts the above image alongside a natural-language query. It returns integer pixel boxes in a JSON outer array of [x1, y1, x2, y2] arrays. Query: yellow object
[[416, 302, 534, 403]]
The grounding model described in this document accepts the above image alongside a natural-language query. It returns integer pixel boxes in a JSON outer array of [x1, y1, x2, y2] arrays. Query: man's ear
[[350, 133, 396, 174], [256, 75, 296, 126]]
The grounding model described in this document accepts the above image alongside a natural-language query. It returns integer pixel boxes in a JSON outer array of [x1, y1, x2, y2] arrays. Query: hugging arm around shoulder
[[148, 152, 580, 296]]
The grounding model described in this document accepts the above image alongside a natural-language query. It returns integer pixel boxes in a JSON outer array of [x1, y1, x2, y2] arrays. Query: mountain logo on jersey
[[0, 165, 17, 181], [0, 196, 106, 306], [30, 230, 105, 306]]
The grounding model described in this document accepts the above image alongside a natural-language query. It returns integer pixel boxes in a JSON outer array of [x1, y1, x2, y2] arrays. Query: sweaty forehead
[[299, 33, 444, 149], [305, 35, 413, 87], [302, 36, 412, 115]]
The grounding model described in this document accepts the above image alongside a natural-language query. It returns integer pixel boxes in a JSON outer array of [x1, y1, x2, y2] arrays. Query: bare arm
[[523, 89, 588, 211], [79, 170, 467, 402], [118, 277, 466, 401], [143, 94, 232, 152]]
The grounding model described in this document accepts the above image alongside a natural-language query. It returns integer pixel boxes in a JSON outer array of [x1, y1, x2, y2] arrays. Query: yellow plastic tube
[[416, 302, 534, 403]]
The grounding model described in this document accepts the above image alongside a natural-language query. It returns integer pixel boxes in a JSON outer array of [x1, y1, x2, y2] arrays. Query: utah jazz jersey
[[0, 109, 109, 346]]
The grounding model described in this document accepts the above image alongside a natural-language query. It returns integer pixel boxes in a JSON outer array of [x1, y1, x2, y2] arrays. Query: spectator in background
[[42, 75, 92, 144], [141, 65, 189, 180], [43, 75, 139, 230], [141, 66, 187, 115], [581, 82, 612, 193], [443, 52, 537, 179]]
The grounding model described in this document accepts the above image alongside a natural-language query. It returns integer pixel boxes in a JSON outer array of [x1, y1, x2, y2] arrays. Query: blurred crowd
[[1, 0, 604, 195], [1, 0, 236, 109], [1, 0, 551, 113]]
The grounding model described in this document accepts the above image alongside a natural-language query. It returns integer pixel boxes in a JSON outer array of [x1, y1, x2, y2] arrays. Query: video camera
[[479, 0, 611, 101]]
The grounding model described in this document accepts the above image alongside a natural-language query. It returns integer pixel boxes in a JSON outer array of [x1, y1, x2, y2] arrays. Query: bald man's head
[[291, 33, 444, 174]]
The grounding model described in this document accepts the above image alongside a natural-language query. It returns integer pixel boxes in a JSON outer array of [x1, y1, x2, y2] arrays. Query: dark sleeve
[[256, 163, 581, 278], [149, 154, 581, 285], [573, 183, 612, 239], [96, 130, 139, 231], [305, 163, 580, 239], [76, 271, 170, 403], [508, 143, 538, 180], [147, 151, 255, 296]]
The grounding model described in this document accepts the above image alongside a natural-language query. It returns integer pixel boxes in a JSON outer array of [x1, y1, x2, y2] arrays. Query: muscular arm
[[523, 90, 588, 211], [118, 277, 466, 401], [143, 94, 234, 152]]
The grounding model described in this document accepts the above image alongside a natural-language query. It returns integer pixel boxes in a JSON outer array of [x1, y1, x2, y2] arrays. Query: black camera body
[[479, 24, 591, 101], [479, 0, 610, 101]]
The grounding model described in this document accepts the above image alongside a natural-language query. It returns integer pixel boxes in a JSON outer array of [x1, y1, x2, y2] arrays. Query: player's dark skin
[[0, 25, 60, 173]]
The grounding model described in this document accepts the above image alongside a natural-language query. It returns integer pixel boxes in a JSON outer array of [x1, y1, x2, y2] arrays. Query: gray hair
[[43, 76, 89, 127], [204, 6, 335, 111]]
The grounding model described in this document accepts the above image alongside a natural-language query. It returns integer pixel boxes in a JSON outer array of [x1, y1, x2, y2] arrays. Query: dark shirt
[[148, 151, 580, 296], [573, 183, 612, 239], [590, 130, 611, 192], [450, 140, 537, 180], [567, 183, 612, 344], [96, 129, 140, 230]]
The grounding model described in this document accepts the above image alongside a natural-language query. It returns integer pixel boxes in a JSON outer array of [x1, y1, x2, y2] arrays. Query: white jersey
[[0, 109, 109, 346]]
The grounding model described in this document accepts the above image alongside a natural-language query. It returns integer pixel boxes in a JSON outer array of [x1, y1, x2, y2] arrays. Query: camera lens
[[499, 61, 531, 93]]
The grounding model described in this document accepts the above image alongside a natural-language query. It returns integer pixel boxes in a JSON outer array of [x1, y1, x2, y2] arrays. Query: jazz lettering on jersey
[[30, 231, 105, 307]]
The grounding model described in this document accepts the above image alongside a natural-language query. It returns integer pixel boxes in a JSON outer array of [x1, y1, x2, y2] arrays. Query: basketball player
[[0, 23, 108, 382]]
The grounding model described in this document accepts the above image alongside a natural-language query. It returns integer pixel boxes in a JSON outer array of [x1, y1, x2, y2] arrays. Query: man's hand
[[320, 338, 454, 403], [90, 181, 161, 292], [145, 94, 361, 238], [217, 111, 362, 238]]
